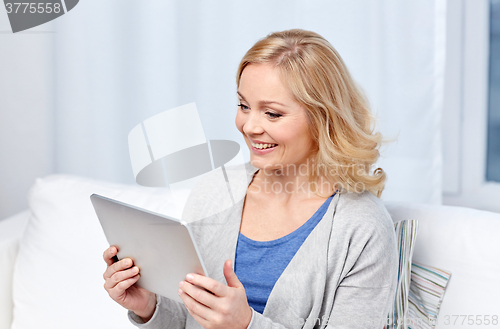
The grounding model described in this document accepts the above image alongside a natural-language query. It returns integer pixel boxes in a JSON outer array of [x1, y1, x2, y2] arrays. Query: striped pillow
[[386, 220, 452, 329], [407, 263, 452, 329], [387, 219, 419, 329]]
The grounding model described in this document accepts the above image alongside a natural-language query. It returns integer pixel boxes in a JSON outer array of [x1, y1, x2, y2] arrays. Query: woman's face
[[235, 63, 316, 172]]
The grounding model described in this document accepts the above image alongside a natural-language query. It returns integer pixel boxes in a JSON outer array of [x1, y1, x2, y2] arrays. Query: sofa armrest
[[0, 210, 30, 329]]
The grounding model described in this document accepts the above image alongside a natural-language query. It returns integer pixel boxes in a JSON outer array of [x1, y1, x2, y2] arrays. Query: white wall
[[0, 0, 447, 219], [0, 12, 54, 219]]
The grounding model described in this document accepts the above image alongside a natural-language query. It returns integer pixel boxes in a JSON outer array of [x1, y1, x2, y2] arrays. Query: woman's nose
[[243, 112, 265, 135]]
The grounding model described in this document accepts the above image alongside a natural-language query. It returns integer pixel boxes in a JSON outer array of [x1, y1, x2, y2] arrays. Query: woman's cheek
[[235, 112, 245, 134]]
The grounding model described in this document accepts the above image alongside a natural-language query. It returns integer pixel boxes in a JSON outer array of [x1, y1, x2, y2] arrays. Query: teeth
[[251, 142, 277, 149]]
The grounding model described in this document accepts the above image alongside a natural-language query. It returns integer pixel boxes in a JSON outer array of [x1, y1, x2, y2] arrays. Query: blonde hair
[[236, 29, 386, 197]]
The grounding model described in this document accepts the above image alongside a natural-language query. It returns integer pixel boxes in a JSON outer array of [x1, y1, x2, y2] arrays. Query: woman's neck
[[249, 165, 335, 201]]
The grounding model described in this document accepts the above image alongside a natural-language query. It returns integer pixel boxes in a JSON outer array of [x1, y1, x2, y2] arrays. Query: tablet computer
[[90, 194, 207, 303]]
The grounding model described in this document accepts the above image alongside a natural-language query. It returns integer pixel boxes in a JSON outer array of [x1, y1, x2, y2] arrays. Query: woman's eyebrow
[[237, 91, 286, 107], [259, 100, 286, 107]]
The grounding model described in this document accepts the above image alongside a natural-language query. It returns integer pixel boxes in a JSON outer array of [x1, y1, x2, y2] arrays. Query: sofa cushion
[[11, 175, 182, 329], [0, 210, 29, 329], [407, 262, 451, 328], [385, 202, 500, 328], [387, 219, 418, 329]]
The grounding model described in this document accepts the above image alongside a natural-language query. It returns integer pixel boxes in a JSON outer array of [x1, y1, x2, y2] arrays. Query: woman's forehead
[[238, 64, 295, 104]]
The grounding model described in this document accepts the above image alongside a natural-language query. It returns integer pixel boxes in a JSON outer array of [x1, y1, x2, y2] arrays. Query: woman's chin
[[249, 159, 282, 172], [249, 157, 273, 169]]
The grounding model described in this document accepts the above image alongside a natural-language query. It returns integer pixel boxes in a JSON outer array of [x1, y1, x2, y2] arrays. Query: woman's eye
[[238, 103, 249, 110], [266, 111, 282, 119]]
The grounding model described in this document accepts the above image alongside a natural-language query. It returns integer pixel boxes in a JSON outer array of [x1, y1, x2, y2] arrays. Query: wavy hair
[[236, 29, 386, 197]]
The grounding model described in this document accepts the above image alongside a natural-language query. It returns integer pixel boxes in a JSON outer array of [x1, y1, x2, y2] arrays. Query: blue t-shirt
[[234, 194, 334, 314]]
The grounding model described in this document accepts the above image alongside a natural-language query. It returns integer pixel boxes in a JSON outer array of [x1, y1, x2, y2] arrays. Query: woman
[[103, 29, 398, 329]]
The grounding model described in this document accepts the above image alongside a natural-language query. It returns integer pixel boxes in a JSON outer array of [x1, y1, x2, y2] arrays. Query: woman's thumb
[[223, 259, 242, 288]]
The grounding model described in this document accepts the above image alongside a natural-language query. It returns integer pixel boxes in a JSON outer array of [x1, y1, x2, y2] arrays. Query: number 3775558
[[443, 315, 498, 326], [5, 3, 62, 14]]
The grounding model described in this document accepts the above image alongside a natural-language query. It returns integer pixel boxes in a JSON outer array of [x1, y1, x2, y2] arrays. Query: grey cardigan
[[129, 164, 398, 329]]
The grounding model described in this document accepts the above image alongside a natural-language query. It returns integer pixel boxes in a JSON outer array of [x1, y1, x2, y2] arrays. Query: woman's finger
[[179, 280, 218, 309], [103, 257, 134, 280], [104, 265, 140, 290], [183, 273, 228, 297], [108, 273, 141, 300], [178, 286, 213, 324], [103, 246, 118, 266]]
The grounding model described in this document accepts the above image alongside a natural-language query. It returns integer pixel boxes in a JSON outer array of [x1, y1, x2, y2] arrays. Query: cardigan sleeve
[[324, 222, 398, 328], [325, 194, 398, 328], [128, 294, 188, 329]]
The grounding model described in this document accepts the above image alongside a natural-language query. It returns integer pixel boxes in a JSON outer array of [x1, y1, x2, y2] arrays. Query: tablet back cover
[[91, 194, 207, 303]]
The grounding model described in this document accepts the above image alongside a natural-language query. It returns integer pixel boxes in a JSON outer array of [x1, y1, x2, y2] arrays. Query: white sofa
[[1, 174, 499, 329]]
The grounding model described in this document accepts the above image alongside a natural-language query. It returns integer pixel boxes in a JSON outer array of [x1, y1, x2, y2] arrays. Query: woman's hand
[[178, 259, 252, 329], [102, 245, 157, 322]]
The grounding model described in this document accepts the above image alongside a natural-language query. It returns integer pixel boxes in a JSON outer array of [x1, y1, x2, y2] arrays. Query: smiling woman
[[236, 29, 386, 198], [103, 29, 398, 329], [236, 63, 317, 181]]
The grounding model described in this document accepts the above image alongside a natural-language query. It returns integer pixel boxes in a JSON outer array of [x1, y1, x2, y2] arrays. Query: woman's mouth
[[250, 142, 278, 154], [250, 142, 278, 149]]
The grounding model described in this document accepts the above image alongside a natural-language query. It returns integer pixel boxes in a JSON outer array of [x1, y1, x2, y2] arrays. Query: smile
[[251, 142, 278, 149]]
